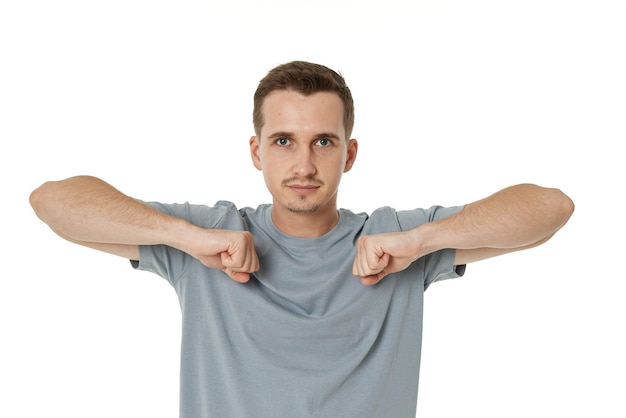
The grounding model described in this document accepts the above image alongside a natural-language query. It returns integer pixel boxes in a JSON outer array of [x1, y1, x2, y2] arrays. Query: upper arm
[[52, 228, 140, 261], [454, 234, 554, 265], [454, 247, 518, 265]]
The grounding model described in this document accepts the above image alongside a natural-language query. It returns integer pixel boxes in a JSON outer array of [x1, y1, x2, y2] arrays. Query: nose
[[292, 145, 317, 177]]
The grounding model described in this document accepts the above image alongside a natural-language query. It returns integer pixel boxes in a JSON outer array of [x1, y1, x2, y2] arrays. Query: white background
[[2, 0, 624, 417]]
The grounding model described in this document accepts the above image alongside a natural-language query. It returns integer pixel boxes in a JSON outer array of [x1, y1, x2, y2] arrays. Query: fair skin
[[29, 89, 574, 285], [249, 90, 358, 237]]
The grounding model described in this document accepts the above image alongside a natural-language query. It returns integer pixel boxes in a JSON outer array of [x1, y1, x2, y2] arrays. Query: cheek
[[321, 160, 347, 186], [260, 161, 283, 188]]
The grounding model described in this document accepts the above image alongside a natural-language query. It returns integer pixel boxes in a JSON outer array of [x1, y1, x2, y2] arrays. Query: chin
[[286, 203, 323, 214]]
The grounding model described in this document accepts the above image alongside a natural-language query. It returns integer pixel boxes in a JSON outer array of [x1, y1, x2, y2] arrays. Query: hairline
[[255, 88, 351, 140]]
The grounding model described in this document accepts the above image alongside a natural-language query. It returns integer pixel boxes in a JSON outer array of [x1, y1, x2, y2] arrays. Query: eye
[[275, 137, 291, 146], [316, 137, 332, 147]]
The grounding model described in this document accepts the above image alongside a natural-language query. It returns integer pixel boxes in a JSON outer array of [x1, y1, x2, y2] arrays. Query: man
[[30, 61, 574, 417]]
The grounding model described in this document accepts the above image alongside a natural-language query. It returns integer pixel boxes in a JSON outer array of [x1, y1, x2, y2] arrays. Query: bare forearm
[[30, 176, 259, 280], [417, 184, 574, 255], [353, 183, 573, 284], [29, 175, 189, 248]]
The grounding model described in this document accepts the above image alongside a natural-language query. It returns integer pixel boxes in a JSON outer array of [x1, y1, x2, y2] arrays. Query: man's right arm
[[29, 176, 259, 283]]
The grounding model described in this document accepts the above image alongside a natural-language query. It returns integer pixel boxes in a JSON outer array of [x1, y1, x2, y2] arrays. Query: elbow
[[552, 187, 575, 229], [29, 182, 49, 216], [563, 191, 575, 219], [29, 181, 59, 220]]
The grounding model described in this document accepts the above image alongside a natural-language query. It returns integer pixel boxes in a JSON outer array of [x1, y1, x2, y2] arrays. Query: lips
[[283, 179, 323, 196], [288, 184, 319, 189], [282, 177, 324, 188], [287, 183, 320, 194]]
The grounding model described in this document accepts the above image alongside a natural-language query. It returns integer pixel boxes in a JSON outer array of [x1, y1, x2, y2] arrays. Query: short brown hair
[[253, 61, 355, 139]]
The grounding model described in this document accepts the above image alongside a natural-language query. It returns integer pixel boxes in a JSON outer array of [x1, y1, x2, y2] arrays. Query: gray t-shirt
[[135, 201, 465, 418]]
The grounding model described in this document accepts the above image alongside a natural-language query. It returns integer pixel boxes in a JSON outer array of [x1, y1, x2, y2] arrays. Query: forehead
[[260, 90, 345, 138]]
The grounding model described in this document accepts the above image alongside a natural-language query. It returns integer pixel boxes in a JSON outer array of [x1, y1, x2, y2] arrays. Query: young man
[[30, 61, 574, 418]]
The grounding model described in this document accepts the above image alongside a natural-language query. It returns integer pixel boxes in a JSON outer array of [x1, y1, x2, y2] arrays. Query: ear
[[249, 136, 262, 171], [343, 138, 358, 173]]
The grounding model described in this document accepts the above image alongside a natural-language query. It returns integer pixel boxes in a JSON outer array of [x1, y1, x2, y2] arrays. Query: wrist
[[409, 221, 447, 259]]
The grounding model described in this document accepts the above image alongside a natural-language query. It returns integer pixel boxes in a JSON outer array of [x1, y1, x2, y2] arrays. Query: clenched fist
[[187, 229, 260, 283], [352, 230, 423, 286]]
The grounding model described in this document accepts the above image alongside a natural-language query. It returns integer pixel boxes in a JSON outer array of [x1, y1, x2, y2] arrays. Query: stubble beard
[[285, 196, 323, 214], [282, 176, 325, 214]]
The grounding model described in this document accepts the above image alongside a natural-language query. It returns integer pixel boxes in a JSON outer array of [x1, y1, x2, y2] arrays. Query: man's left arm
[[353, 184, 574, 285]]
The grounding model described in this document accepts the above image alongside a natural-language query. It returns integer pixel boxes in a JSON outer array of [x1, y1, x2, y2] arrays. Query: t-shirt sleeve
[[396, 205, 467, 289], [129, 200, 241, 287]]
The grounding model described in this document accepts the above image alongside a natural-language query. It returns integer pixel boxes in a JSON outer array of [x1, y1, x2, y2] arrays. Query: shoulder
[[396, 205, 465, 229], [142, 200, 254, 229], [361, 205, 465, 233]]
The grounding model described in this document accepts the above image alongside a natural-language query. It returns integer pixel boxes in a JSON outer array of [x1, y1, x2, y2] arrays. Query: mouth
[[287, 184, 320, 195], [283, 178, 323, 195]]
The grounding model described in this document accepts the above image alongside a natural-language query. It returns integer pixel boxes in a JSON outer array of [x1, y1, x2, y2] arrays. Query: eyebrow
[[314, 132, 341, 141], [266, 132, 341, 140], [267, 131, 294, 140]]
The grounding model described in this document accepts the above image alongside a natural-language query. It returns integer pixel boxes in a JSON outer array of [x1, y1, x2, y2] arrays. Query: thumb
[[224, 267, 251, 283], [360, 252, 390, 285]]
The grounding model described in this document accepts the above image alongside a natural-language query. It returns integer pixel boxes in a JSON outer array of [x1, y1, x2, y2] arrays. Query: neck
[[271, 204, 339, 238]]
